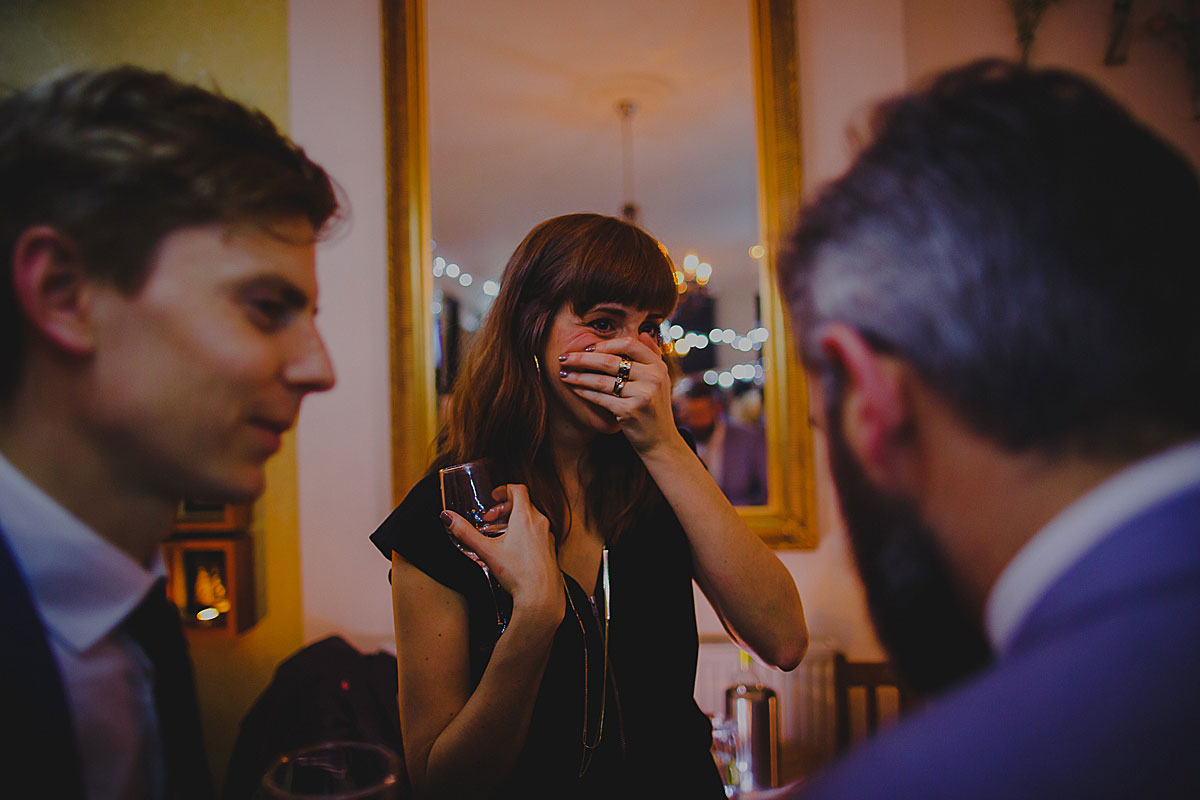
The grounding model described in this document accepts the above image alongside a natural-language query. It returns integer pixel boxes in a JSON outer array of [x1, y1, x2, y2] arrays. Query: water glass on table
[[439, 458, 510, 634], [260, 741, 402, 799], [712, 715, 741, 798]]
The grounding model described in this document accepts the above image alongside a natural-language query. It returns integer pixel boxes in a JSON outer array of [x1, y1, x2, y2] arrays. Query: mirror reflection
[[425, 0, 771, 506]]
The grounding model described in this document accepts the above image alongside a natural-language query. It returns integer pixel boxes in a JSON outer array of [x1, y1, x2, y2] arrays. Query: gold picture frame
[[162, 535, 257, 636], [381, 0, 816, 547], [173, 500, 251, 535]]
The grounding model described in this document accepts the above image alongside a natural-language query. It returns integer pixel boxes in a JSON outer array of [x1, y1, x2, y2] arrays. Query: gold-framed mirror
[[382, 0, 814, 548]]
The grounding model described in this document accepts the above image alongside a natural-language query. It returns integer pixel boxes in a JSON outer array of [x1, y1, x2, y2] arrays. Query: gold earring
[[533, 355, 542, 375]]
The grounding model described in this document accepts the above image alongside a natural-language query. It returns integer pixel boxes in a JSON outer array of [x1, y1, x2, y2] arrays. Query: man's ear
[[11, 226, 97, 356], [815, 322, 913, 491]]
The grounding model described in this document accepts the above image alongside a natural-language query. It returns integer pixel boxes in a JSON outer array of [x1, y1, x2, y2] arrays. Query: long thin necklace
[[564, 546, 610, 777]]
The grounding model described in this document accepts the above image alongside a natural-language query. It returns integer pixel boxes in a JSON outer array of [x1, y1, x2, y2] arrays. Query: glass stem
[[479, 564, 508, 635]]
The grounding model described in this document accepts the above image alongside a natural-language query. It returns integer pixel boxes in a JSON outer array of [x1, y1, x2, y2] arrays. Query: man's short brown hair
[[0, 65, 340, 396]]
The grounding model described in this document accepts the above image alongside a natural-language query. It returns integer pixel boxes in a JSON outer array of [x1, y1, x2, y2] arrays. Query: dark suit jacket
[[0, 524, 86, 798], [797, 482, 1200, 799], [719, 420, 768, 506]]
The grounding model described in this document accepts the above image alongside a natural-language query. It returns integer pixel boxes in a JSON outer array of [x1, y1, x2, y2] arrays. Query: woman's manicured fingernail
[[440, 511, 452, 527], [584, 345, 595, 352], [557, 354, 567, 362], [559, 370, 568, 378]]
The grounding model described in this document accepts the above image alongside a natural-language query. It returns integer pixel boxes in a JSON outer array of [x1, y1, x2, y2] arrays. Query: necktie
[[124, 579, 215, 800]]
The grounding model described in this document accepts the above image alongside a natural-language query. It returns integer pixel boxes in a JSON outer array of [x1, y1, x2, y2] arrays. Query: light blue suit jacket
[[797, 482, 1200, 799]]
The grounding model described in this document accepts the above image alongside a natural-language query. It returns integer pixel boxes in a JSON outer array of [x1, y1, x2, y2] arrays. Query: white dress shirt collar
[[985, 439, 1200, 654], [0, 449, 164, 652]]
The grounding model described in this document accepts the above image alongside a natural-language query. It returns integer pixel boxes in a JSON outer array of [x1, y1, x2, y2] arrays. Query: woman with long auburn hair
[[371, 213, 807, 799]]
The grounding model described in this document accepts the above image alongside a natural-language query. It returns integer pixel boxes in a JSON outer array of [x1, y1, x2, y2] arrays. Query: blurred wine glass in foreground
[[260, 741, 401, 799]]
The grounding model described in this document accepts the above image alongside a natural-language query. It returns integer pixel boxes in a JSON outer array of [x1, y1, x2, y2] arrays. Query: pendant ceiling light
[[616, 98, 640, 223]]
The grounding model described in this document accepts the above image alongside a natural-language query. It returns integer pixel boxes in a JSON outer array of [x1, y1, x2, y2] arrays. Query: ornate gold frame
[[382, 0, 437, 496], [382, 0, 816, 547]]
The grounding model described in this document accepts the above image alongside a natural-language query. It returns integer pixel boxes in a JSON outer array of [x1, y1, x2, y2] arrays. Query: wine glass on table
[[439, 458, 510, 635]]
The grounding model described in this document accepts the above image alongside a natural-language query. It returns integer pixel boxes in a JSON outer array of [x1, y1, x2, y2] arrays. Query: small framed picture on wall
[[161, 535, 257, 636]]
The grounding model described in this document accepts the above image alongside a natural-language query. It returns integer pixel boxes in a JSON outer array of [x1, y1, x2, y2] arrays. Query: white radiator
[[694, 636, 838, 779]]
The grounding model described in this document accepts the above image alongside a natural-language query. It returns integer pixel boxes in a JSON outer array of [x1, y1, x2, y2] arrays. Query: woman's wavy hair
[[434, 213, 678, 545]]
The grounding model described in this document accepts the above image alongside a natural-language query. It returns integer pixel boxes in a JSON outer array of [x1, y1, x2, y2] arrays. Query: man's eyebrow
[[238, 275, 312, 308]]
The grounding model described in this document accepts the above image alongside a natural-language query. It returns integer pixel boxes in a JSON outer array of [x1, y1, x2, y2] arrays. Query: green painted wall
[[1, 0, 301, 789], [0, 0, 289, 125]]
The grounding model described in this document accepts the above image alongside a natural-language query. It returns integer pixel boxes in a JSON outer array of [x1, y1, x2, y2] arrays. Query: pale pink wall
[[905, 0, 1200, 170], [290, 0, 397, 652]]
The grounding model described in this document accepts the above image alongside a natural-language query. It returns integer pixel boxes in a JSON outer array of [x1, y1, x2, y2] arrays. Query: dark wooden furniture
[[833, 652, 914, 752]]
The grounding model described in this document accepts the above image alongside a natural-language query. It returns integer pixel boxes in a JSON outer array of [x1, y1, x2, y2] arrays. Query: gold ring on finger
[[617, 358, 632, 380], [612, 376, 626, 397]]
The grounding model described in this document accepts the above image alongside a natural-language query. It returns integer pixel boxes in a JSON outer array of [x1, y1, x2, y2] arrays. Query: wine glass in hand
[[439, 459, 510, 633]]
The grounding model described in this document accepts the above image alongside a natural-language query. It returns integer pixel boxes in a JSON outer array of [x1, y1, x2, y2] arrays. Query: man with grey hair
[[777, 59, 1200, 798]]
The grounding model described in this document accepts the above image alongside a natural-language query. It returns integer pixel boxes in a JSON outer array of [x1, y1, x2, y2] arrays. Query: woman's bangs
[[568, 229, 677, 317]]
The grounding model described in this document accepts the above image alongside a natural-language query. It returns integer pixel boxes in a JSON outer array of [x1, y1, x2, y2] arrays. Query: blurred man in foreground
[[778, 59, 1200, 798], [0, 66, 338, 798]]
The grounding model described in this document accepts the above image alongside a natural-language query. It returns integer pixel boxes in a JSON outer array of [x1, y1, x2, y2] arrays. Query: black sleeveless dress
[[370, 471, 724, 799]]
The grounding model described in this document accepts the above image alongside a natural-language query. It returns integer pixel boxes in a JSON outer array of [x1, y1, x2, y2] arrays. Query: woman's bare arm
[[390, 486, 564, 798], [637, 436, 808, 670]]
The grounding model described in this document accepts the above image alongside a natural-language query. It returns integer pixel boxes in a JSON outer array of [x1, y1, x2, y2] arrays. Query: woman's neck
[[547, 431, 597, 549], [546, 403, 593, 479]]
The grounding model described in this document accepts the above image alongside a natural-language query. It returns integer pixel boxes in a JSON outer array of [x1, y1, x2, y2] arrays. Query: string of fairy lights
[[430, 249, 769, 387]]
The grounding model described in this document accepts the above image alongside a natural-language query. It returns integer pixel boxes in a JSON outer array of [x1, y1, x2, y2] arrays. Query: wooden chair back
[[833, 652, 914, 753]]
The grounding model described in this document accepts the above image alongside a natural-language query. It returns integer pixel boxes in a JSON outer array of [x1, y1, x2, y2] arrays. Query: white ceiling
[[426, 0, 762, 328]]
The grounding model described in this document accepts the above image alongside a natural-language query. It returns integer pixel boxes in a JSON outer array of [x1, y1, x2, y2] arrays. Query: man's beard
[[824, 390, 993, 697]]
